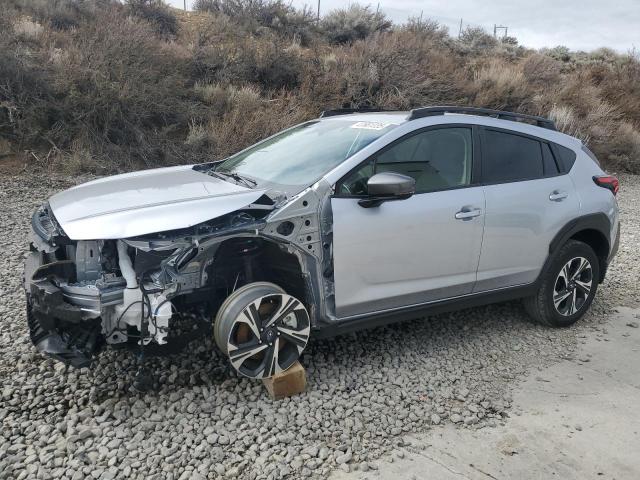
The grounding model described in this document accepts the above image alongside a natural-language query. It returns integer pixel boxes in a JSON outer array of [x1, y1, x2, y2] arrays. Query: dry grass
[[13, 17, 44, 38], [0, 0, 639, 174], [472, 60, 529, 109]]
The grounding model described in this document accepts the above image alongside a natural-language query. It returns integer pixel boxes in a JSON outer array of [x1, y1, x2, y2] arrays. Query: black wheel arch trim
[[546, 213, 612, 283]]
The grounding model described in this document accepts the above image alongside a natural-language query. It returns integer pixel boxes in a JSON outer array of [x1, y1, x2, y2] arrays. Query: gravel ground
[[1, 173, 638, 480]]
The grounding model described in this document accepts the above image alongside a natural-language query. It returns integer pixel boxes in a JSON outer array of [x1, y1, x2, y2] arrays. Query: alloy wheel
[[216, 285, 310, 379], [552, 256, 593, 316]]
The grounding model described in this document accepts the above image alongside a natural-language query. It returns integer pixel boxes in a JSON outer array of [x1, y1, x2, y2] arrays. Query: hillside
[[1, 0, 639, 174]]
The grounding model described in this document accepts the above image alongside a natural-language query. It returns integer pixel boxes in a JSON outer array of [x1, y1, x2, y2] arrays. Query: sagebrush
[[0, 0, 638, 173]]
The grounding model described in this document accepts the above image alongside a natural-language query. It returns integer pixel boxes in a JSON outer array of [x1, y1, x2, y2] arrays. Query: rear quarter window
[[553, 144, 578, 172]]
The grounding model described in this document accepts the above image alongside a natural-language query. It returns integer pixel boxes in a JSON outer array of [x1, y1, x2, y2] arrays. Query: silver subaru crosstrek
[[25, 106, 620, 380]]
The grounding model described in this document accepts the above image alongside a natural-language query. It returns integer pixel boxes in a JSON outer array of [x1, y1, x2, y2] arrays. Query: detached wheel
[[214, 282, 310, 379], [524, 240, 599, 327]]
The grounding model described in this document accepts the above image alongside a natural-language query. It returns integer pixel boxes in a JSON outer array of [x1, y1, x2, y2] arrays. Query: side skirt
[[313, 283, 538, 339]]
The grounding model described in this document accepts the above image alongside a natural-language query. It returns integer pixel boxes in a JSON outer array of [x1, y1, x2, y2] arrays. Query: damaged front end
[[24, 200, 276, 368], [26, 204, 107, 367]]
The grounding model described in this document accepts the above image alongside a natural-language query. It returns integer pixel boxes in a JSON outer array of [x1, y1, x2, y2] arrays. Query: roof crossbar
[[407, 106, 556, 130]]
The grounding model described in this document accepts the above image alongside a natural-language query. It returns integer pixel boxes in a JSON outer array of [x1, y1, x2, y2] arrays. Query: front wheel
[[524, 240, 599, 327], [214, 282, 311, 379]]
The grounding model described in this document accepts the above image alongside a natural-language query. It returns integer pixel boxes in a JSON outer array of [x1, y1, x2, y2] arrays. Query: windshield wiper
[[209, 170, 257, 188], [227, 172, 257, 187]]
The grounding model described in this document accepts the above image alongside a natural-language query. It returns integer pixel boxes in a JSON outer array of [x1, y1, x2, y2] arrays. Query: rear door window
[[482, 129, 544, 183]]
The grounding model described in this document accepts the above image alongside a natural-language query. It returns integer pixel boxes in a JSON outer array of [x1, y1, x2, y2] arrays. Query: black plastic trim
[[315, 283, 538, 339], [548, 213, 610, 256], [546, 213, 612, 283], [27, 297, 99, 369]]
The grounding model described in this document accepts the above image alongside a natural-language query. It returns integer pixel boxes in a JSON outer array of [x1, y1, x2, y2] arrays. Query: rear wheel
[[214, 282, 310, 379], [524, 240, 599, 327]]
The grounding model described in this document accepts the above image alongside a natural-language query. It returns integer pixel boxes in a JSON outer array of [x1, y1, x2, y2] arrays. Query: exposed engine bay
[[25, 180, 334, 370]]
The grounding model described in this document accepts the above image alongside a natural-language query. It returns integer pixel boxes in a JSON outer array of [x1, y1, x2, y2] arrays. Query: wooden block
[[262, 361, 306, 400]]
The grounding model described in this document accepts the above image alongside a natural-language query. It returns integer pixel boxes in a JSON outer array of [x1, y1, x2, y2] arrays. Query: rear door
[[474, 127, 580, 292]]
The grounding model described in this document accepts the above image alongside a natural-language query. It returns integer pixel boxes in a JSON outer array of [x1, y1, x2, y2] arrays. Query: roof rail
[[320, 107, 389, 118], [407, 106, 556, 130]]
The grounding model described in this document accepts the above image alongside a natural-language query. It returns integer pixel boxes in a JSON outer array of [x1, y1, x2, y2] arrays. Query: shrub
[[192, 31, 303, 89], [254, 40, 304, 89], [63, 9, 191, 167], [471, 59, 530, 109], [401, 16, 448, 43], [7, 0, 91, 30], [501, 36, 518, 46], [3, 4, 193, 170], [1, 0, 640, 174], [185, 120, 209, 149], [604, 122, 640, 172], [521, 53, 562, 86], [202, 92, 310, 159], [458, 26, 498, 53], [13, 18, 44, 38], [194, 0, 316, 44], [0, 11, 55, 153], [545, 45, 572, 63], [320, 4, 391, 44], [549, 105, 586, 141], [549, 98, 620, 153], [194, 82, 230, 109], [126, 0, 178, 38]]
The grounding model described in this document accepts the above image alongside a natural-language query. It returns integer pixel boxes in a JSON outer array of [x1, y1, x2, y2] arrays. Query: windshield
[[214, 120, 397, 187]]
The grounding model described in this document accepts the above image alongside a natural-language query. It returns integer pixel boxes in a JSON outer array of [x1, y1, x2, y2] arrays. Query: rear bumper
[[608, 221, 621, 263], [600, 221, 620, 283]]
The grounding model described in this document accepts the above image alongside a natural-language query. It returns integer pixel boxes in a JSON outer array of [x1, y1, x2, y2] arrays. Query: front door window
[[337, 127, 473, 196]]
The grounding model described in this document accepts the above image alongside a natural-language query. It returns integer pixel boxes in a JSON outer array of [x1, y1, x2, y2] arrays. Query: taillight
[[593, 175, 619, 195]]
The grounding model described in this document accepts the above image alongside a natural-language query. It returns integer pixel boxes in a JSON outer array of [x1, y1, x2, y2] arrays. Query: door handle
[[549, 191, 568, 202], [455, 208, 482, 220]]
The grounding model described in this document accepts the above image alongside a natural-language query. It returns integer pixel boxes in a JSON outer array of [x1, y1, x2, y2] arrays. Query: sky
[[166, 0, 639, 52]]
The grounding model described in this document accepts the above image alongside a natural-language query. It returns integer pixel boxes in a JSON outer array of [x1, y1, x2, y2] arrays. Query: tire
[[214, 282, 310, 379], [524, 240, 600, 327]]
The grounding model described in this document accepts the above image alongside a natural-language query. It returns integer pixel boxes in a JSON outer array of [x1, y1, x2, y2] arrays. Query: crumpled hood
[[48, 165, 268, 240]]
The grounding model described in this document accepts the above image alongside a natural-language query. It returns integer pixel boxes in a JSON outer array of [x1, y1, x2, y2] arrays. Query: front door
[[331, 126, 485, 318]]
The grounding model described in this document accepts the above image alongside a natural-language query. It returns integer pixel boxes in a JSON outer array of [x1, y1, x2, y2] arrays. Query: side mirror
[[359, 172, 416, 208]]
